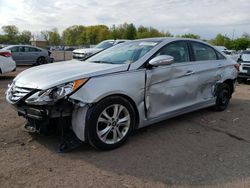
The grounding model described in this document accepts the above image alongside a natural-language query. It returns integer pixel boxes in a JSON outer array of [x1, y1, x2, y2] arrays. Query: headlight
[[25, 79, 88, 105]]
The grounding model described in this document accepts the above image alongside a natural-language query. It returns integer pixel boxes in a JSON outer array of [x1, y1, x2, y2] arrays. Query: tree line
[[0, 23, 250, 50]]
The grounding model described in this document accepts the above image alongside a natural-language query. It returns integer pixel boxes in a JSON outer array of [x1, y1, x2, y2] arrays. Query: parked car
[[237, 50, 250, 82], [214, 46, 239, 61], [6, 38, 238, 151], [0, 49, 16, 74], [2, 45, 52, 65], [73, 39, 129, 59]]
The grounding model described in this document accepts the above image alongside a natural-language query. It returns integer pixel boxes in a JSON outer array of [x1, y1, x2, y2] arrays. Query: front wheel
[[213, 83, 231, 111], [86, 96, 135, 150]]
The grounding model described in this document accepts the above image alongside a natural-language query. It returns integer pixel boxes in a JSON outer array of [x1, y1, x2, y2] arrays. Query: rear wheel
[[86, 96, 135, 150], [35, 57, 47, 66], [213, 83, 231, 111]]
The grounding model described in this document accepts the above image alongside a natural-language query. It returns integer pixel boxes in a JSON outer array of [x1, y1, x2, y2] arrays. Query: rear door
[[189, 41, 226, 101], [145, 41, 200, 119], [9, 47, 22, 64], [10, 46, 31, 64]]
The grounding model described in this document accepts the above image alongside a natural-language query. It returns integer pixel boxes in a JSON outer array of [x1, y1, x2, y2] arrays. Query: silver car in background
[[73, 39, 129, 59], [6, 38, 238, 151], [3, 45, 52, 65]]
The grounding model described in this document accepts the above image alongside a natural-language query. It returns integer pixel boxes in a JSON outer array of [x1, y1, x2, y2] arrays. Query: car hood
[[14, 60, 129, 90], [241, 54, 250, 62], [73, 48, 102, 54]]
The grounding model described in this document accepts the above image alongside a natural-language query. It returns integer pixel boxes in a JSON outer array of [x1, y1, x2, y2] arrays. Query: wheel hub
[[96, 104, 131, 144]]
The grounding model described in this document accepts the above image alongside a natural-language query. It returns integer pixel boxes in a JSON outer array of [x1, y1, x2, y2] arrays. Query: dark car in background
[[2, 45, 53, 65]]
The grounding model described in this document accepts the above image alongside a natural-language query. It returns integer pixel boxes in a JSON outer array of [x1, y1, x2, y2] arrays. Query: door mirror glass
[[149, 55, 174, 66]]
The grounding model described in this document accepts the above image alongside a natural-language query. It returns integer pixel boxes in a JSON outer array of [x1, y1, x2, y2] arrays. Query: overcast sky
[[0, 0, 249, 39]]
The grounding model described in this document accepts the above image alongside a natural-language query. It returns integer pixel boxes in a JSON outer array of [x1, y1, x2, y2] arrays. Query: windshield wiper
[[91, 61, 115, 64]]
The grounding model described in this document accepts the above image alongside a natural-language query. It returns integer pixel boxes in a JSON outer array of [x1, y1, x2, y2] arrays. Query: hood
[[241, 54, 250, 62], [73, 48, 102, 54], [14, 60, 129, 90]]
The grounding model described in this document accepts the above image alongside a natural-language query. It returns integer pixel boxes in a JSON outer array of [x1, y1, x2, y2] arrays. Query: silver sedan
[[6, 38, 238, 151], [3, 45, 52, 65]]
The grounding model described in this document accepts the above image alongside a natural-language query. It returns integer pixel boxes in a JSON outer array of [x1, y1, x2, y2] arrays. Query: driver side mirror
[[149, 55, 174, 66]]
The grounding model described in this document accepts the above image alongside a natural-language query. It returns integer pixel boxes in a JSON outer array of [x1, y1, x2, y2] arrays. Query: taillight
[[0, 51, 12, 57], [234, 63, 240, 71]]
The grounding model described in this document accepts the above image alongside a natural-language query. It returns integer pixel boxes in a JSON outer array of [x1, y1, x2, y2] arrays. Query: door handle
[[218, 64, 223, 68], [185, 70, 195, 76]]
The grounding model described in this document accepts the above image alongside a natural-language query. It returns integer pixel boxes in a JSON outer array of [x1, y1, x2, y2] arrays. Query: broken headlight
[[25, 79, 88, 105]]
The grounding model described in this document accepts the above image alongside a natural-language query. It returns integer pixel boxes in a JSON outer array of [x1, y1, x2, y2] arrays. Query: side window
[[28, 47, 34, 52], [29, 47, 36, 52], [24, 47, 30, 52], [30, 47, 41, 52], [10, 47, 19, 53], [191, 42, 217, 61], [155, 42, 190, 63], [18, 47, 25, 52], [216, 51, 226, 60]]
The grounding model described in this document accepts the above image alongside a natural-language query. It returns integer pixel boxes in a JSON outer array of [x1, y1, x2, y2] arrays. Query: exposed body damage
[[6, 38, 238, 151], [70, 70, 146, 141]]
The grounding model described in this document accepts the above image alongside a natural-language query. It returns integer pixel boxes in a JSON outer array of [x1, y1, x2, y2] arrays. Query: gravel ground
[[1, 67, 250, 188]]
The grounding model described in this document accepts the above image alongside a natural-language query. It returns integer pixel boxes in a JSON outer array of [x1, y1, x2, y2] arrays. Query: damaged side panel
[[69, 70, 147, 141], [145, 63, 200, 119]]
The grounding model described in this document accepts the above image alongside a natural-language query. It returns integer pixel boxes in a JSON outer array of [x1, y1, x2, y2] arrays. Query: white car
[[214, 46, 238, 61], [73, 39, 129, 59], [0, 49, 16, 74], [238, 50, 250, 82]]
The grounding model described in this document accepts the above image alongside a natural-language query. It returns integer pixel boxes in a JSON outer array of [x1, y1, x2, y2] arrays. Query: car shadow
[[31, 97, 250, 187]]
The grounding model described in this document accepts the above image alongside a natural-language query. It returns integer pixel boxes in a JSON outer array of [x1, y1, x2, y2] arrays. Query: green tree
[[136, 26, 167, 39], [41, 30, 50, 42], [62, 25, 86, 46], [231, 38, 250, 50], [209, 34, 232, 49], [48, 28, 61, 45], [180, 33, 200, 39], [125, 23, 136, 39], [1, 25, 19, 44], [18, 30, 32, 44], [165, 31, 173, 37]]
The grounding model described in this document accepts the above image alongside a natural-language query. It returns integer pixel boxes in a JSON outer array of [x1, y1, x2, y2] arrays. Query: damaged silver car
[[6, 38, 238, 151]]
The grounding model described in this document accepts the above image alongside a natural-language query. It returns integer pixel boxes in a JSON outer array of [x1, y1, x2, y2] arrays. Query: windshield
[[95, 41, 114, 49], [242, 51, 250, 54], [87, 41, 159, 64], [241, 54, 250, 61]]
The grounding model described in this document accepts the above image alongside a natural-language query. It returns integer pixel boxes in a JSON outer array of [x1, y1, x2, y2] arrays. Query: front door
[[145, 41, 199, 119]]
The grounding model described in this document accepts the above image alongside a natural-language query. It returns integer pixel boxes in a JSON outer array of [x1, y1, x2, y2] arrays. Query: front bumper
[[16, 102, 72, 120], [238, 63, 250, 78]]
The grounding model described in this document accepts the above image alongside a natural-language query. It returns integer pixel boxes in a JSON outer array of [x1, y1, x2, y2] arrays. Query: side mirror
[[149, 55, 174, 66]]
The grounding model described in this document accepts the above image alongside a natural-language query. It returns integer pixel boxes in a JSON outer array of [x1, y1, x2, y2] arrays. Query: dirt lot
[[1, 67, 250, 188]]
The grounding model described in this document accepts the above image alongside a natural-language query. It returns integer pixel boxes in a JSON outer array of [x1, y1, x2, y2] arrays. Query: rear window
[[191, 42, 217, 61]]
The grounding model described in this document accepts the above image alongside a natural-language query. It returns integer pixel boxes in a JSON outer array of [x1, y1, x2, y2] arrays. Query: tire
[[86, 96, 135, 150], [213, 83, 231, 112], [35, 57, 47, 66]]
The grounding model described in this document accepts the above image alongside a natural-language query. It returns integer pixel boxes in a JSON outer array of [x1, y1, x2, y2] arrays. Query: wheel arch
[[223, 79, 235, 96], [215, 79, 235, 98]]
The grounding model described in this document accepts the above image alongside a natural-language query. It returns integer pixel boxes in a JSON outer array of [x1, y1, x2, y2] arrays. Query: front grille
[[7, 84, 33, 103], [243, 67, 250, 71]]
